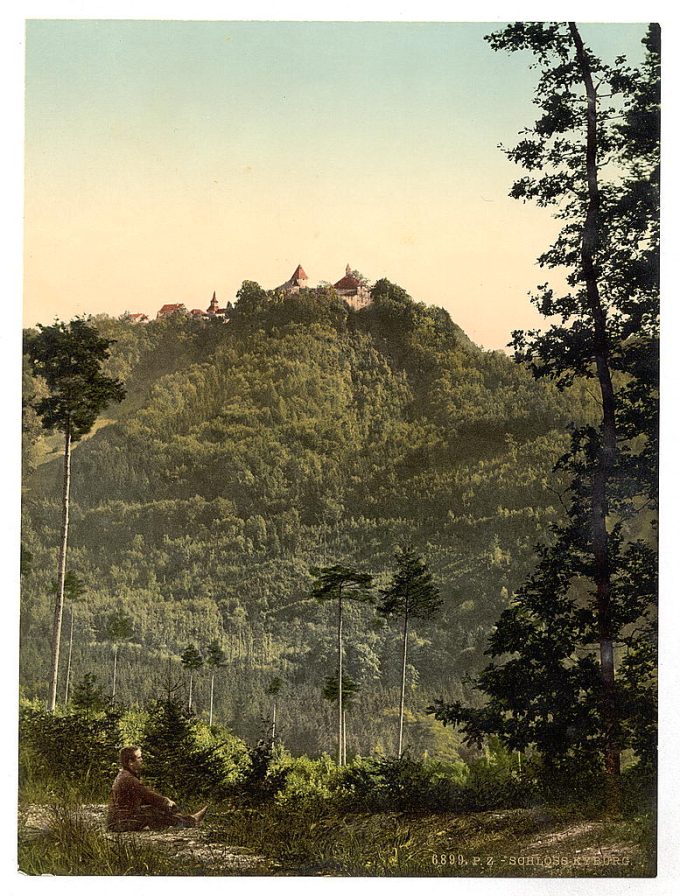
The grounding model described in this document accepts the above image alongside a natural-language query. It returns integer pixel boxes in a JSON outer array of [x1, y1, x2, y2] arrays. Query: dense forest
[[21, 281, 596, 758]]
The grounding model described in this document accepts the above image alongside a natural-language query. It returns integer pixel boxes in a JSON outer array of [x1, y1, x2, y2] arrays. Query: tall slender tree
[[266, 676, 283, 741], [322, 672, 359, 764], [311, 564, 373, 765], [378, 545, 441, 758], [430, 23, 659, 802], [26, 318, 125, 710], [50, 571, 87, 705], [205, 639, 225, 726], [103, 608, 134, 703], [181, 643, 204, 713]]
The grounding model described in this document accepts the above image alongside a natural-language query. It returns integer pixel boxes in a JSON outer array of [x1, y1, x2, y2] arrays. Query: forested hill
[[21, 280, 595, 757]]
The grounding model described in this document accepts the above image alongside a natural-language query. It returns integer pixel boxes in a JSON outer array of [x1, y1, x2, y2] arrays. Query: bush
[[235, 736, 290, 803], [19, 699, 122, 800], [272, 753, 338, 807], [140, 696, 236, 800], [333, 746, 533, 814]]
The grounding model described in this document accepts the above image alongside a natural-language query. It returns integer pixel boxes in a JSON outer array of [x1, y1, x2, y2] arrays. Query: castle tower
[[277, 264, 309, 293]]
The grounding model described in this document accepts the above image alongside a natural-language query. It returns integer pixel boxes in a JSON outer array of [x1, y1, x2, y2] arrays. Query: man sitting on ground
[[107, 745, 208, 832]]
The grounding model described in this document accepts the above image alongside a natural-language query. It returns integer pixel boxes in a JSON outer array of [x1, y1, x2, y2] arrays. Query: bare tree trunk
[[48, 426, 71, 711], [398, 611, 409, 759], [271, 700, 277, 741], [569, 22, 621, 793], [337, 590, 344, 766], [209, 672, 215, 726], [111, 645, 118, 703], [63, 607, 74, 705], [343, 709, 347, 765], [188, 671, 194, 712]]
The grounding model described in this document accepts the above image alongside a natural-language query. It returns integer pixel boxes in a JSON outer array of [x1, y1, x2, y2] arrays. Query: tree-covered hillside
[[21, 281, 596, 756]]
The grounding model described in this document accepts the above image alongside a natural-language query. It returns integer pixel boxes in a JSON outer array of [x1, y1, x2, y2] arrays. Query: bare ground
[[19, 803, 274, 875]]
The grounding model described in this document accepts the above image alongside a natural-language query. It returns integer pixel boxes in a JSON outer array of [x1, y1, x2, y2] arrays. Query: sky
[[22, 16, 649, 350]]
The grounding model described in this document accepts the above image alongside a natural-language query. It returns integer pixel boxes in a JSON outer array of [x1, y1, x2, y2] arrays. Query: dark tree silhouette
[[430, 23, 659, 805]]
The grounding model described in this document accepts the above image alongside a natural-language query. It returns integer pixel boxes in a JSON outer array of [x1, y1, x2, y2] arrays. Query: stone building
[[276, 264, 309, 293], [333, 265, 372, 310]]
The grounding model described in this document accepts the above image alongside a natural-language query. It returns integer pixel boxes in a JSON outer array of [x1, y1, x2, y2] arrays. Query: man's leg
[[136, 804, 185, 830]]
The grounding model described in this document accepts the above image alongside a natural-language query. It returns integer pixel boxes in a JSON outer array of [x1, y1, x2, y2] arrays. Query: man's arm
[[131, 776, 175, 810]]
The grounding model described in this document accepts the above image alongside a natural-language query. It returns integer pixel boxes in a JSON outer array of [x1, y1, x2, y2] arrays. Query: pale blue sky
[[24, 20, 648, 348]]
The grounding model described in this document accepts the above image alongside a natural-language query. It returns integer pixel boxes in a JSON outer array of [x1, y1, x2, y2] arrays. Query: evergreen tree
[[378, 545, 441, 758], [102, 608, 134, 703], [430, 23, 659, 802], [72, 672, 108, 716], [141, 695, 226, 800], [205, 639, 225, 726], [25, 317, 125, 710], [311, 564, 373, 765], [181, 643, 204, 713]]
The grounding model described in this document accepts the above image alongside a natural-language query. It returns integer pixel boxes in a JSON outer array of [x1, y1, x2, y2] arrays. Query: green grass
[[17, 781, 656, 877], [18, 804, 187, 876], [208, 800, 656, 877]]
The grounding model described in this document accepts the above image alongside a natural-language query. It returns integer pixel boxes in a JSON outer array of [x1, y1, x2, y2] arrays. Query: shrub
[[140, 696, 235, 800], [19, 699, 122, 800], [272, 753, 338, 806], [236, 736, 290, 803]]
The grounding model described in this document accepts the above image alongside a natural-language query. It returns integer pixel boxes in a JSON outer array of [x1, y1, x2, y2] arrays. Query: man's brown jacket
[[107, 768, 170, 828]]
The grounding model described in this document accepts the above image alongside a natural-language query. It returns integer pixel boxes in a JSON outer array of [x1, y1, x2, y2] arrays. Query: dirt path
[[20, 803, 274, 875]]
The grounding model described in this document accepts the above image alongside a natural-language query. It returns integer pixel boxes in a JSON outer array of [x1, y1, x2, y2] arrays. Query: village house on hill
[[156, 302, 186, 319], [154, 292, 229, 321]]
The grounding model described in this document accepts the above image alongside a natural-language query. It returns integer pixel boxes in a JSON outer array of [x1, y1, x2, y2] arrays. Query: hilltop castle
[[275, 263, 372, 311], [126, 263, 372, 322]]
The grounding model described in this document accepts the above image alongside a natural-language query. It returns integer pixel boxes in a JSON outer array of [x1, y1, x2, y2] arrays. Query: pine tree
[[205, 639, 225, 726], [311, 564, 373, 765], [25, 318, 125, 710], [102, 608, 134, 703], [181, 644, 204, 713], [378, 545, 441, 758]]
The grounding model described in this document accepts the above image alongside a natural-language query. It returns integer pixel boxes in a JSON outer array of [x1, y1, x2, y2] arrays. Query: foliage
[[378, 545, 442, 622], [430, 23, 658, 783], [140, 695, 231, 799], [72, 673, 109, 715], [24, 317, 126, 441], [19, 700, 122, 797], [237, 736, 291, 804], [21, 276, 600, 755], [181, 643, 204, 671], [205, 639, 225, 669], [323, 673, 359, 709], [101, 607, 134, 643]]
